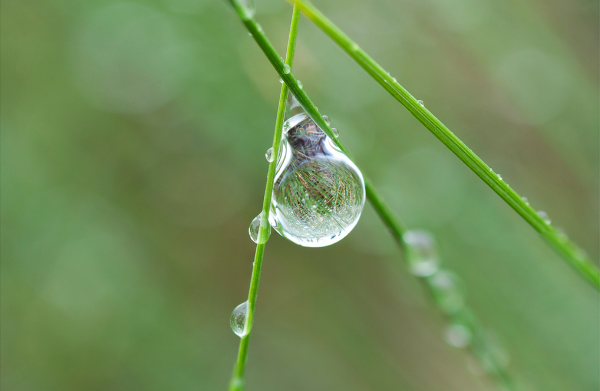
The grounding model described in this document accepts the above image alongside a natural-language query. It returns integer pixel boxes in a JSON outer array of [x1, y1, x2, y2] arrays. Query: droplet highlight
[[445, 324, 472, 348], [428, 270, 465, 314], [238, 0, 255, 20], [230, 301, 249, 337], [537, 210, 551, 224], [403, 230, 439, 277], [265, 147, 274, 162], [249, 212, 271, 244]]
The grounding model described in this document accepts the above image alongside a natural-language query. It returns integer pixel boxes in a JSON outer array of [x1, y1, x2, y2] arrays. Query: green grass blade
[[228, 4, 301, 391], [293, 0, 599, 290]]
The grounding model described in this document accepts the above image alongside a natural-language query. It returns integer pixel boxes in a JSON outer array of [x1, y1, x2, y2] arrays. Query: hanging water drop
[[417, 100, 424, 107], [403, 230, 440, 277], [283, 64, 291, 74], [322, 115, 330, 126], [537, 210, 551, 224], [265, 147, 274, 162], [237, 0, 255, 19], [428, 270, 465, 314], [230, 301, 249, 337], [331, 128, 339, 138], [269, 93, 366, 247], [249, 212, 271, 244]]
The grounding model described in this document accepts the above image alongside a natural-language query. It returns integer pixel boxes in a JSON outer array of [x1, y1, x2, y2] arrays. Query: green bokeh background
[[1, 0, 598, 390]]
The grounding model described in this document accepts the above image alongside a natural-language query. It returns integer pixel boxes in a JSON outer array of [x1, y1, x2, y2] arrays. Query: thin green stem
[[228, 4, 301, 391], [293, 0, 599, 289], [228, 3, 518, 389]]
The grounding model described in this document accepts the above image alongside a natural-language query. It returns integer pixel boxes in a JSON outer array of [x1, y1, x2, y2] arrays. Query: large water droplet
[[427, 270, 465, 314], [238, 0, 255, 19], [403, 230, 439, 277], [537, 210, 551, 224], [269, 95, 365, 247], [249, 212, 271, 243], [445, 323, 472, 348], [230, 301, 249, 337], [265, 147, 274, 162], [283, 64, 291, 74]]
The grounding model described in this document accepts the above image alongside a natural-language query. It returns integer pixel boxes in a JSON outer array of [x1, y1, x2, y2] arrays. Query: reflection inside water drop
[[230, 301, 249, 337], [269, 104, 365, 247]]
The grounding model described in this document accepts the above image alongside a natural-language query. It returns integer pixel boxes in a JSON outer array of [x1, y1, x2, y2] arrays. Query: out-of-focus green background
[[1, 0, 598, 390]]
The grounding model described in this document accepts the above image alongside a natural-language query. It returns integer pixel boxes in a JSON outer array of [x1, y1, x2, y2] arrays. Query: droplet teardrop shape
[[249, 212, 270, 244], [269, 94, 366, 247], [230, 301, 249, 337]]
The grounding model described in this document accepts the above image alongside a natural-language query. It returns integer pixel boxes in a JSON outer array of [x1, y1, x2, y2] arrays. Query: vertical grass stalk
[[228, 2, 518, 389], [292, 0, 599, 289], [228, 4, 301, 391]]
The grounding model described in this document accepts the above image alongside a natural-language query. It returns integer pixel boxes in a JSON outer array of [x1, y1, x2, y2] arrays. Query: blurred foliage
[[1, 0, 598, 390]]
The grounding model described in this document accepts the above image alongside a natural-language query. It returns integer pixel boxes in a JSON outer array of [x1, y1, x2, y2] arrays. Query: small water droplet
[[428, 270, 465, 314], [537, 210, 551, 224], [392, 77, 397, 82], [283, 64, 291, 74], [497, 174, 502, 180], [331, 128, 339, 138], [297, 80, 303, 89], [230, 301, 249, 337], [312, 205, 317, 210], [248, 32, 252, 37], [322, 115, 330, 126], [521, 196, 529, 205], [403, 230, 439, 277], [265, 147, 274, 162], [249, 212, 271, 244], [351, 43, 360, 52], [417, 100, 424, 107], [279, 77, 283, 84], [445, 324, 472, 348], [238, 0, 255, 19]]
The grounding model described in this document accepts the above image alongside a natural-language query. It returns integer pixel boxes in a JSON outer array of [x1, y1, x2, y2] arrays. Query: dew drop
[[279, 77, 283, 84], [238, 0, 255, 19], [445, 324, 472, 348], [297, 80, 303, 89], [248, 32, 252, 37], [417, 100, 424, 107], [522, 196, 529, 205], [403, 230, 439, 277], [497, 174, 502, 180], [322, 115, 330, 126], [265, 147, 274, 162], [270, 101, 366, 247], [230, 301, 249, 337], [428, 270, 465, 314], [392, 77, 397, 82], [249, 212, 271, 244], [537, 210, 551, 224], [331, 128, 339, 138], [283, 64, 291, 74]]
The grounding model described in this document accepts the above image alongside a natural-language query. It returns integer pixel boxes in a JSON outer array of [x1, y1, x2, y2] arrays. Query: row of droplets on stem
[[403, 230, 515, 389]]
